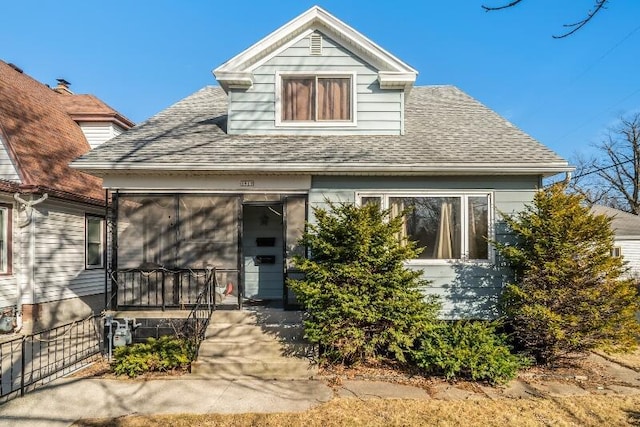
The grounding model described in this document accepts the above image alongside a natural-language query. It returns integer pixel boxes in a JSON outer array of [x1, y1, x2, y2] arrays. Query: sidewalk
[[0, 377, 333, 427], [0, 352, 639, 427]]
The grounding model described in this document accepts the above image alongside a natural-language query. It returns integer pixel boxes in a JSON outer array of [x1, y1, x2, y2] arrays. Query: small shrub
[[411, 320, 528, 384], [111, 336, 191, 378]]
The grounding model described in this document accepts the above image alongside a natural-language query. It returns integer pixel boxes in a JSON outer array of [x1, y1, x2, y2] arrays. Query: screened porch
[[109, 193, 306, 311]]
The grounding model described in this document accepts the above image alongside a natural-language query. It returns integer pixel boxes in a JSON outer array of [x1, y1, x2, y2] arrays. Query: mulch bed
[[70, 351, 628, 393]]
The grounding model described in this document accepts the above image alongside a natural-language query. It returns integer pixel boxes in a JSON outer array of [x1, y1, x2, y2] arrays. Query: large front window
[[363, 193, 491, 261], [280, 74, 353, 123]]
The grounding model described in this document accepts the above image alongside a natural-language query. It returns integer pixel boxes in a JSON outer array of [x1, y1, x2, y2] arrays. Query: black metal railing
[[180, 268, 216, 360], [0, 315, 102, 402], [113, 268, 212, 309]]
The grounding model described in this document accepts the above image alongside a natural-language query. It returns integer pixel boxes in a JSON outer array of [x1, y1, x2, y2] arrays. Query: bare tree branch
[[571, 113, 640, 214], [482, 0, 524, 12], [482, 0, 610, 38], [553, 0, 610, 39]]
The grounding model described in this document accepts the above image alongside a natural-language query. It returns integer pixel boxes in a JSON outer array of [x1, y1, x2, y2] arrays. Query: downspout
[[104, 189, 108, 310], [563, 171, 573, 185], [13, 193, 48, 332]]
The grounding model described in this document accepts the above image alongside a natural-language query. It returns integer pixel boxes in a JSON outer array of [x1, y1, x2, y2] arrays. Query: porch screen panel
[[176, 195, 238, 270], [117, 196, 178, 269]]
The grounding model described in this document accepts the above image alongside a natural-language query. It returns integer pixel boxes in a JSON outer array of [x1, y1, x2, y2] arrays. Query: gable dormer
[[214, 6, 417, 136], [55, 81, 135, 149]]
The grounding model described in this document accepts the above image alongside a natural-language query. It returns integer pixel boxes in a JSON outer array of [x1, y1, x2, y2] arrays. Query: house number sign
[[240, 180, 255, 187]]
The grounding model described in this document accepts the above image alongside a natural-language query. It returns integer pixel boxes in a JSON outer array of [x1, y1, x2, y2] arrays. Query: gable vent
[[310, 33, 323, 56]]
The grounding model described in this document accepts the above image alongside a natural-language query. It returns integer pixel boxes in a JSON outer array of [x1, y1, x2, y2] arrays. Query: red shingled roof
[[57, 93, 134, 129], [0, 60, 131, 204]]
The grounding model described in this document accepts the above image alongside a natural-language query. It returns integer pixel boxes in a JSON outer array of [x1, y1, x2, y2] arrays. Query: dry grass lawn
[[75, 394, 640, 427]]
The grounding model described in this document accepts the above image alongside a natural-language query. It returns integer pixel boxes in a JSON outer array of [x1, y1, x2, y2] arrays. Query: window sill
[[405, 259, 493, 266], [275, 120, 357, 128]]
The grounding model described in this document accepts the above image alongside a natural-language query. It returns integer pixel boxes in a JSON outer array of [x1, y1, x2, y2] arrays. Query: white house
[[0, 61, 133, 333], [592, 205, 640, 278]]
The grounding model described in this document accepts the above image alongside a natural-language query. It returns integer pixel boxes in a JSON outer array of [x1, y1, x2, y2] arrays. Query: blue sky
[[2, 1, 639, 162]]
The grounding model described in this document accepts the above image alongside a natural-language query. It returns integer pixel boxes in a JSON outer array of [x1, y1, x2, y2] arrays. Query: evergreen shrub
[[495, 184, 640, 364], [111, 336, 191, 377], [411, 320, 529, 384], [288, 201, 440, 365]]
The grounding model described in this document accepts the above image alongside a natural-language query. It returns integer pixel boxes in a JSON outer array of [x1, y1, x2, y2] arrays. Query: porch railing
[[180, 267, 216, 360], [113, 268, 213, 309], [0, 315, 102, 402]]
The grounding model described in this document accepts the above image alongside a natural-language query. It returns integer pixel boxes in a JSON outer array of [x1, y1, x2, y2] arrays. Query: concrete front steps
[[190, 308, 317, 380]]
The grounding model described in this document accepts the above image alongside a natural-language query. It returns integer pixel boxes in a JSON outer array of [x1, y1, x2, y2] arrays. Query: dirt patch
[[318, 352, 638, 395], [595, 348, 640, 372]]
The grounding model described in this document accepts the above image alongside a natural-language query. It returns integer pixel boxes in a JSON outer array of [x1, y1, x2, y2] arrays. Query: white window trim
[[356, 191, 495, 265], [0, 205, 10, 274], [275, 70, 358, 127], [611, 246, 622, 258], [86, 215, 105, 269]]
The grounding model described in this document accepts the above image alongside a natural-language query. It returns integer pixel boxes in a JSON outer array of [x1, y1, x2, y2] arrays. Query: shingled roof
[[0, 60, 130, 204], [591, 205, 640, 239], [57, 93, 134, 129], [73, 85, 570, 176]]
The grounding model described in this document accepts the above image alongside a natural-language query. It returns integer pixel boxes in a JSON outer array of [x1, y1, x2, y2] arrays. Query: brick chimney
[[54, 78, 73, 94]]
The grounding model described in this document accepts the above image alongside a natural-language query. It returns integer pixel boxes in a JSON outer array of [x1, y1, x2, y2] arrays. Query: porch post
[[110, 190, 119, 310]]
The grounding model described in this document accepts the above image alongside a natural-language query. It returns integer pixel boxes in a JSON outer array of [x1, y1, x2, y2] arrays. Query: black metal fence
[[0, 315, 102, 402]]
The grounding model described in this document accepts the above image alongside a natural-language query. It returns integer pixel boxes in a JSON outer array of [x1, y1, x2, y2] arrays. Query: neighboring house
[[592, 205, 640, 277], [72, 6, 571, 318], [0, 61, 134, 333]]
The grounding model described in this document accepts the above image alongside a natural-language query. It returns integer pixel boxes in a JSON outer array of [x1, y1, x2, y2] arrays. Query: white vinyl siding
[[33, 200, 105, 303], [79, 123, 125, 149], [309, 175, 540, 319], [227, 33, 403, 135], [0, 134, 21, 182], [615, 240, 640, 277]]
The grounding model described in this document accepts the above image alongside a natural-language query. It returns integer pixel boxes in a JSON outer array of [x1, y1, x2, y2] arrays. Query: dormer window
[[276, 72, 356, 126]]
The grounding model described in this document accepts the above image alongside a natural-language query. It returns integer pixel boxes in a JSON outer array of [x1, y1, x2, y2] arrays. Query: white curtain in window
[[390, 198, 407, 243], [433, 202, 454, 259]]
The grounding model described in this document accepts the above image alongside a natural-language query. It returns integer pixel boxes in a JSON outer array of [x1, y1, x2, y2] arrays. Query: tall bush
[[288, 202, 440, 365], [495, 184, 640, 364]]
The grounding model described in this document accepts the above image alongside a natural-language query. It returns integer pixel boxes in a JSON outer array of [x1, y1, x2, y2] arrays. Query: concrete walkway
[[0, 377, 333, 427], [1, 352, 639, 427]]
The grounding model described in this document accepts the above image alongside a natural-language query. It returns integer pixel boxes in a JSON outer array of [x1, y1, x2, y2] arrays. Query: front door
[[242, 204, 284, 301]]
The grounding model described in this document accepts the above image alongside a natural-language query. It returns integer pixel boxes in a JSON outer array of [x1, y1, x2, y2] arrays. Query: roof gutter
[[71, 161, 574, 177]]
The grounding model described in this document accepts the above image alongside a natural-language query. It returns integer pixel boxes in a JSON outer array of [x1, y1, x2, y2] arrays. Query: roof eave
[[68, 113, 135, 130], [213, 6, 417, 87], [72, 162, 573, 177]]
